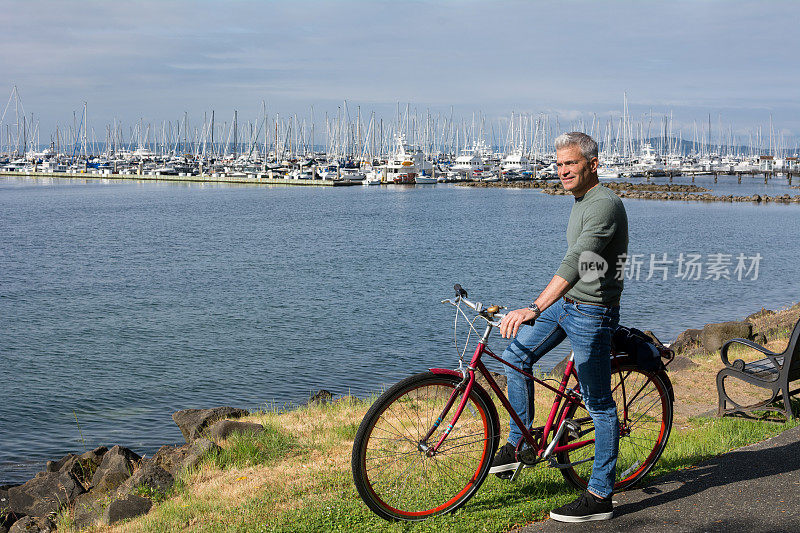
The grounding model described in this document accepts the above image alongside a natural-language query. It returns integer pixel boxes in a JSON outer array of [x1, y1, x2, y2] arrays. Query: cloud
[[1, 0, 799, 137]]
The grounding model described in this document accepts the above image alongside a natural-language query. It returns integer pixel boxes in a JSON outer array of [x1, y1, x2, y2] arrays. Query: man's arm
[[499, 275, 572, 339]]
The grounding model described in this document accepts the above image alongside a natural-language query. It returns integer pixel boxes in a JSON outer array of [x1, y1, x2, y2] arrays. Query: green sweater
[[554, 184, 628, 306]]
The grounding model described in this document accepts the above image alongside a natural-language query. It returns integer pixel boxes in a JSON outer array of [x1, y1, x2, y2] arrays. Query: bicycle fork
[[419, 370, 477, 457]]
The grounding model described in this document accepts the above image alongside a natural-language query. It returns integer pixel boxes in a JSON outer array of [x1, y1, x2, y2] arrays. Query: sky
[[2, 0, 799, 146]]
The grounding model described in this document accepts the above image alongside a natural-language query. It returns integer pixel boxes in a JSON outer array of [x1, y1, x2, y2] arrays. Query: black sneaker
[[549, 491, 613, 522], [489, 442, 519, 476]]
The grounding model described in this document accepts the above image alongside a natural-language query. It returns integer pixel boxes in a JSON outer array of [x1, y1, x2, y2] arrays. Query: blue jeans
[[502, 298, 620, 498]]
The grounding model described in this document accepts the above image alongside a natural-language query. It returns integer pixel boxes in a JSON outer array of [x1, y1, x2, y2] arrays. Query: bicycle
[[351, 284, 675, 521]]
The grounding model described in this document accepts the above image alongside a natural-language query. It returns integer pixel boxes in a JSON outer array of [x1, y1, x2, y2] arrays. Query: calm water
[[1, 175, 798, 483]]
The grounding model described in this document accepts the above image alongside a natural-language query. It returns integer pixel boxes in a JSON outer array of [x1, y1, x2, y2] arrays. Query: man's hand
[[499, 307, 537, 339]]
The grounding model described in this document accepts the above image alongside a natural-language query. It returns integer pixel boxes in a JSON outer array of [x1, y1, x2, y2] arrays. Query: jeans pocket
[[572, 303, 608, 319]]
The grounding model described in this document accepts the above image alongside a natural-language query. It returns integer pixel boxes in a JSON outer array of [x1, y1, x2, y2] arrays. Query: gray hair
[[554, 132, 598, 162]]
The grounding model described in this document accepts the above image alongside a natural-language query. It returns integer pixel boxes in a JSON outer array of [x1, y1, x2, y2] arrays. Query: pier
[[0, 170, 362, 186]]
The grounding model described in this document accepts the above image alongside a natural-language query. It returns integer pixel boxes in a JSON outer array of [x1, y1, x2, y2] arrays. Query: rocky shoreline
[[0, 407, 265, 532], [459, 180, 800, 204]]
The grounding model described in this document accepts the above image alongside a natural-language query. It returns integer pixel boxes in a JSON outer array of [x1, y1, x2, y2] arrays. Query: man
[[490, 132, 628, 522]]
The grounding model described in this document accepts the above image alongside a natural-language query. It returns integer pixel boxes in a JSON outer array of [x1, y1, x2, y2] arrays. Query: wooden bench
[[717, 318, 800, 420]]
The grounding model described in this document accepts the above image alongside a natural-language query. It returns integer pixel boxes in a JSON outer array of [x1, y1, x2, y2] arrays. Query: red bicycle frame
[[426, 338, 596, 461]]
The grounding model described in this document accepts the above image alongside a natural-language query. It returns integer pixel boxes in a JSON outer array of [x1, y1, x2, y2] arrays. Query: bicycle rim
[[352, 372, 498, 521], [558, 365, 672, 491]]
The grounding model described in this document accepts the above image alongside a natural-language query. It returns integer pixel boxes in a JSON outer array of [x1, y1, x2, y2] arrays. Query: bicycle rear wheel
[[557, 365, 672, 492], [351, 371, 499, 521]]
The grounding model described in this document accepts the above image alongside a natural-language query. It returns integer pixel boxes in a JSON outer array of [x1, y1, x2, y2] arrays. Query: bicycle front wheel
[[557, 365, 673, 492], [351, 372, 499, 521]]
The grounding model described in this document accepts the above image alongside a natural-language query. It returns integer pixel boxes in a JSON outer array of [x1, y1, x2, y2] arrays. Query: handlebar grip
[[453, 284, 468, 298]]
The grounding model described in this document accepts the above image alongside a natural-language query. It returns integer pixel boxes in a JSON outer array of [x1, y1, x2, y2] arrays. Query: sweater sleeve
[[555, 200, 619, 285]]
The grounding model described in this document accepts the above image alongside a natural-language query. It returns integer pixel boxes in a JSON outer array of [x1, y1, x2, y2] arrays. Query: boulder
[[102, 494, 152, 525], [0, 485, 14, 513], [308, 390, 333, 406], [668, 356, 699, 371], [701, 321, 752, 354], [91, 445, 141, 493], [746, 307, 774, 321], [671, 328, 703, 354], [46, 453, 77, 473], [46, 447, 106, 486], [475, 371, 507, 391], [116, 461, 174, 498], [643, 330, 664, 346], [152, 444, 191, 476], [71, 491, 105, 530], [1, 490, 17, 533], [180, 438, 221, 471], [8, 471, 84, 517], [208, 420, 264, 442], [172, 407, 249, 443], [9, 516, 56, 533]]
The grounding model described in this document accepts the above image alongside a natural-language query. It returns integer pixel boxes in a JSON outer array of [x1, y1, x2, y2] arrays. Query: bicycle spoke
[[353, 374, 495, 520], [557, 366, 672, 492]]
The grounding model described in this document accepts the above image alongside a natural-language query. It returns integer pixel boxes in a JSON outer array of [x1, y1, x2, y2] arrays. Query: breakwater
[[460, 180, 800, 203]]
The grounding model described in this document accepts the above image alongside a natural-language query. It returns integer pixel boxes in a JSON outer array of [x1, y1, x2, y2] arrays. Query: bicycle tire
[[557, 365, 673, 492], [351, 371, 499, 521]]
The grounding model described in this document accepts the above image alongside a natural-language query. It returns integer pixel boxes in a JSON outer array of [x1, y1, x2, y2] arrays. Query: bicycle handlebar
[[442, 284, 506, 327]]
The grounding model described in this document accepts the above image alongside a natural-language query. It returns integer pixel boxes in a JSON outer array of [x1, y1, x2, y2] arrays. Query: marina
[[2, 89, 798, 188]]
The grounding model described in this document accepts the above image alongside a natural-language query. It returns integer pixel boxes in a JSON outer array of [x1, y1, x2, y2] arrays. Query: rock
[[8, 516, 53, 533], [475, 371, 507, 391], [46, 447, 106, 486], [8, 471, 84, 517], [308, 390, 333, 406], [701, 321, 752, 354], [172, 407, 249, 443], [8, 516, 36, 533], [117, 461, 174, 498], [1, 491, 17, 533], [152, 444, 191, 476], [181, 438, 221, 472], [46, 453, 77, 473], [71, 491, 105, 530], [82, 446, 109, 465], [746, 307, 774, 321], [643, 330, 664, 346], [668, 356, 699, 371], [91, 445, 141, 493], [671, 328, 703, 354], [102, 494, 152, 525], [0, 485, 14, 513], [208, 420, 264, 442]]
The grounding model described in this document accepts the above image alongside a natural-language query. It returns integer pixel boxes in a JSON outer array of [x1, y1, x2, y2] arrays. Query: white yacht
[[382, 134, 432, 184], [501, 149, 530, 173]]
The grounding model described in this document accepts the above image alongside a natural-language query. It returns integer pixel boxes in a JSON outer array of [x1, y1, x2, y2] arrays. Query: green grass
[[202, 423, 299, 470], [108, 402, 799, 533]]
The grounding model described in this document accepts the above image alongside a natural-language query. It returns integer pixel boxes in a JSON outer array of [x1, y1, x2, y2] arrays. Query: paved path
[[518, 425, 800, 533]]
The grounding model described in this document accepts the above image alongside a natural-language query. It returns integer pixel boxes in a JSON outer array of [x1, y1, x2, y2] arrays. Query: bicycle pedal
[[564, 419, 581, 441], [494, 471, 514, 480]]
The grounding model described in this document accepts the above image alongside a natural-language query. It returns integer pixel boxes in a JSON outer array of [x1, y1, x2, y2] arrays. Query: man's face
[[556, 144, 598, 197]]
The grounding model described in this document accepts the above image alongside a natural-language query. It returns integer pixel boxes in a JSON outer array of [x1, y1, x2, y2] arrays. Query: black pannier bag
[[612, 325, 667, 372]]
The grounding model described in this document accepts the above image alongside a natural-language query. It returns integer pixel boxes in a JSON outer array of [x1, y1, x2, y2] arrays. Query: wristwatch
[[527, 303, 541, 319]]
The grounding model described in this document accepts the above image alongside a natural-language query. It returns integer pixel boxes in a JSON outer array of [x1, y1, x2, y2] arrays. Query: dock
[[0, 170, 362, 187]]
